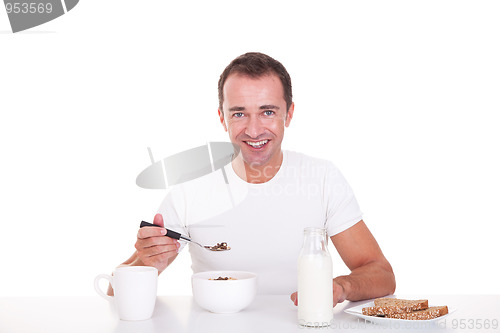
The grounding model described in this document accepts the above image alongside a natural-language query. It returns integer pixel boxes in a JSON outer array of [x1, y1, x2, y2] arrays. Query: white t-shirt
[[158, 150, 363, 295]]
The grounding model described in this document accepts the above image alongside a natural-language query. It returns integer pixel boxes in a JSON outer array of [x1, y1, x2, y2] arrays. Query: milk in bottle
[[297, 227, 333, 327]]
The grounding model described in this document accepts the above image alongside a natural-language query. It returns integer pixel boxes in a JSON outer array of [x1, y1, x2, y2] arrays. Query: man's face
[[219, 73, 294, 169]]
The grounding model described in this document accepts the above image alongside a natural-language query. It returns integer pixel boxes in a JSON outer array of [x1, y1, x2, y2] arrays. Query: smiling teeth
[[246, 140, 268, 147]]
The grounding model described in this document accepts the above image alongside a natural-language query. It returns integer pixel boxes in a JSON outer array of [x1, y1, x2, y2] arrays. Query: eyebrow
[[228, 105, 280, 112], [229, 106, 245, 112], [260, 105, 280, 110]]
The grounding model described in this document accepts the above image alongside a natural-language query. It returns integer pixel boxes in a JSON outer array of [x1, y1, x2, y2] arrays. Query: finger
[[137, 226, 167, 239], [140, 244, 179, 258], [290, 292, 298, 306], [137, 236, 179, 249], [332, 295, 340, 308], [153, 213, 164, 228], [334, 281, 346, 303], [332, 281, 346, 307], [142, 250, 178, 269]]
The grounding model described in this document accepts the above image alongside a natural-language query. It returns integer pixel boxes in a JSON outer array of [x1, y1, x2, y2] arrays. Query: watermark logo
[[136, 142, 237, 189], [4, 0, 78, 33]]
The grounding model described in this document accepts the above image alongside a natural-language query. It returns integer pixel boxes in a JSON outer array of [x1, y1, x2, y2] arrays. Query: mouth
[[244, 139, 269, 150]]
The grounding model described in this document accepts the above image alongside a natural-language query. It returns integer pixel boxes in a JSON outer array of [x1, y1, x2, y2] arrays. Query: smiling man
[[220, 69, 292, 183], [115, 52, 396, 306]]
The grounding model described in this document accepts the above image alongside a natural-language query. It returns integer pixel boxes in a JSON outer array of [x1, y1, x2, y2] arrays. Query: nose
[[244, 115, 264, 139]]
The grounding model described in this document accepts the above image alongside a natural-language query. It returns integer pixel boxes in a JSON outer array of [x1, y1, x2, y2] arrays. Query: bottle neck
[[300, 228, 329, 255]]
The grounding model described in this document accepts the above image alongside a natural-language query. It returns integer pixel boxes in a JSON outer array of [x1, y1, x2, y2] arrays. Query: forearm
[[334, 260, 396, 302], [108, 216, 180, 296], [106, 251, 177, 296], [106, 254, 143, 296], [119, 251, 176, 271]]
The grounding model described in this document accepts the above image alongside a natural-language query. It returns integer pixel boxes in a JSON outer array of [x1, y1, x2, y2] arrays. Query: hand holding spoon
[[140, 221, 230, 251]]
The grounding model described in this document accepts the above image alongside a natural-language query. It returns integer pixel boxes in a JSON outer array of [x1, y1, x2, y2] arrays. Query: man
[[114, 52, 396, 306]]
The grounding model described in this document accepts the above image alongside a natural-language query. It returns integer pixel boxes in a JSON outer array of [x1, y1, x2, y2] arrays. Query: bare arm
[[331, 220, 395, 302], [107, 214, 179, 296]]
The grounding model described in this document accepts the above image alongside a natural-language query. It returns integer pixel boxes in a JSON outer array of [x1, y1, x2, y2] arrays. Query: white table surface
[[0, 294, 498, 333]]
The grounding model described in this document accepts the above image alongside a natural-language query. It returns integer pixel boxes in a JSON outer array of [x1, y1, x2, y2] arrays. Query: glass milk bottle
[[297, 227, 333, 327]]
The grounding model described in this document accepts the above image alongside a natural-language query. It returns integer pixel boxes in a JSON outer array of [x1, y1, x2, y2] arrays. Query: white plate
[[344, 301, 456, 326]]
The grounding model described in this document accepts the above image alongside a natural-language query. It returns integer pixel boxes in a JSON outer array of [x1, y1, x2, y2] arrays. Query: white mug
[[94, 266, 158, 321]]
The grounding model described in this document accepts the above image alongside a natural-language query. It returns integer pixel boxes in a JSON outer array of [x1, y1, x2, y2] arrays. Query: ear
[[218, 109, 228, 132], [285, 102, 294, 127]]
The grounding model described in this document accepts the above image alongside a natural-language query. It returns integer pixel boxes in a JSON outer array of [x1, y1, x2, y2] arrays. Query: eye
[[263, 110, 275, 116], [233, 112, 244, 118]]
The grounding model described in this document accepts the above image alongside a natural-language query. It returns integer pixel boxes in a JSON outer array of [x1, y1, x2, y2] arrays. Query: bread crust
[[385, 306, 449, 320], [362, 305, 418, 316], [362, 298, 448, 320], [363, 298, 429, 316], [374, 298, 429, 311]]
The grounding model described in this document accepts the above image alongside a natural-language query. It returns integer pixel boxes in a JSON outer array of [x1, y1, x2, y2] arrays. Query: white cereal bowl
[[191, 271, 257, 314]]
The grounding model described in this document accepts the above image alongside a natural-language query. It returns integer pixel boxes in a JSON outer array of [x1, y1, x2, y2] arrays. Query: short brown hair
[[218, 52, 293, 113]]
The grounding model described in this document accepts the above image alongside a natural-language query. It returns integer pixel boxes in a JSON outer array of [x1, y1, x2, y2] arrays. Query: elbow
[[375, 258, 396, 296], [386, 261, 396, 295], [388, 275, 396, 295]]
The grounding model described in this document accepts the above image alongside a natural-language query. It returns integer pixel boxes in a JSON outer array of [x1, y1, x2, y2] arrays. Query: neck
[[232, 151, 283, 184]]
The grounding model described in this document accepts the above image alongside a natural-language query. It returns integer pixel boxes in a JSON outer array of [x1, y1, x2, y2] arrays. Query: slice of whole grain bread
[[362, 298, 429, 316], [385, 306, 449, 320], [362, 305, 417, 316], [374, 298, 428, 311]]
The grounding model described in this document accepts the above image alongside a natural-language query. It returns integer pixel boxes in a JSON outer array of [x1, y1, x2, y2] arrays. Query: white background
[[1, 0, 499, 297]]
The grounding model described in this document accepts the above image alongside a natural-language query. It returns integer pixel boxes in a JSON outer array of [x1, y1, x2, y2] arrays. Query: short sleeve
[[323, 162, 363, 236]]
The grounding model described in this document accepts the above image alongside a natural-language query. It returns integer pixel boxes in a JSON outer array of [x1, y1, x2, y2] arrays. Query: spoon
[[139, 221, 230, 251]]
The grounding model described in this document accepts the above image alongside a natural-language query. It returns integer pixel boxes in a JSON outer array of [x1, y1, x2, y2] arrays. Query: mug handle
[[94, 274, 113, 301]]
